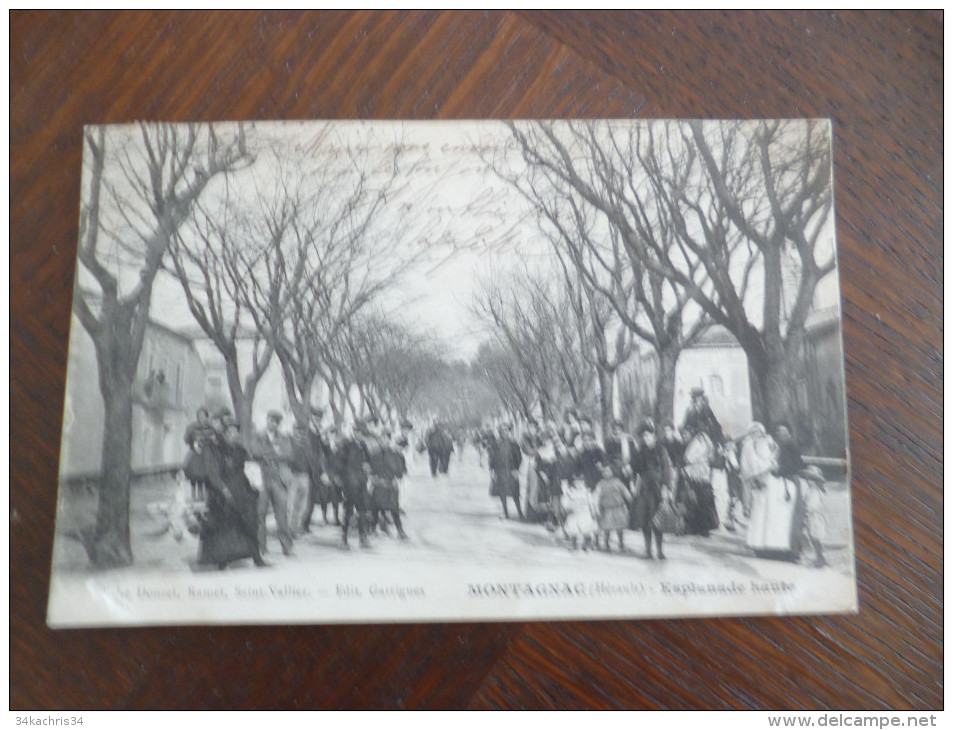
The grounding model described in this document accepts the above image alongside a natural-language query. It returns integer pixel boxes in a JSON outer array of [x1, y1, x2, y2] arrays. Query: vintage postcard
[[49, 119, 856, 627]]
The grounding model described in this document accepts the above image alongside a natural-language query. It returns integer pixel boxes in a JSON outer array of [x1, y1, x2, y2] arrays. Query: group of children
[[561, 461, 638, 553], [484, 415, 678, 560]]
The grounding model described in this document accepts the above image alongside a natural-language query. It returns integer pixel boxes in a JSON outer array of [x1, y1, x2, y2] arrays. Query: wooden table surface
[[11, 10, 942, 710]]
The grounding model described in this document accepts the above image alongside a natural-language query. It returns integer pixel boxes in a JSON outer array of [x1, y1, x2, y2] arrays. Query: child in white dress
[[562, 480, 598, 550]]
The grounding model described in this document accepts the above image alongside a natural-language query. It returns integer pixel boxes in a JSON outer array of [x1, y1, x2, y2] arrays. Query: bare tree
[[516, 119, 834, 426], [471, 269, 596, 420], [681, 119, 834, 422], [577, 119, 833, 424], [338, 314, 446, 419], [555, 252, 634, 433], [167, 167, 273, 437], [418, 361, 504, 427], [73, 123, 249, 566], [472, 341, 537, 418], [499, 121, 707, 424], [233, 138, 414, 428]]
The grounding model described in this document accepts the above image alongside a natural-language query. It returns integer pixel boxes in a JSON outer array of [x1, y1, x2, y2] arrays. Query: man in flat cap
[[251, 410, 295, 556], [338, 418, 373, 548]]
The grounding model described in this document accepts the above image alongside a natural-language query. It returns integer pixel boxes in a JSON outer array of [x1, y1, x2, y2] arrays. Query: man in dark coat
[[632, 420, 676, 560], [425, 421, 454, 477], [489, 423, 524, 520], [319, 427, 346, 525], [369, 431, 408, 539], [520, 419, 545, 521], [575, 429, 606, 492], [678, 388, 724, 536], [339, 422, 373, 548], [300, 409, 333, 532]]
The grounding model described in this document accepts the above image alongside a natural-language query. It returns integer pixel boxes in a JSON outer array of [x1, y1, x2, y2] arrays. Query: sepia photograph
[[48, 118, 856, 627]]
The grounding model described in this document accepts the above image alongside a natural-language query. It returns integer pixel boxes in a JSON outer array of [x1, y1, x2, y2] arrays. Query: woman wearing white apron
[[744, 423, 806, 561]]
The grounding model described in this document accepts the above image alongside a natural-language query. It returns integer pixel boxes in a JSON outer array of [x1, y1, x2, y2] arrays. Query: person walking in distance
[[425, 421, 454, 477]]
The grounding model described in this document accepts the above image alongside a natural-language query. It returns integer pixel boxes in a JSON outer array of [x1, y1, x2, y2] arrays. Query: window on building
[[709, 374, 724, 396]]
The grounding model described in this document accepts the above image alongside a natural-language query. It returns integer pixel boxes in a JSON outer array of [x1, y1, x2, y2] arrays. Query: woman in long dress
[[489, 424, 523, 520], [677, 432, 720, 536], [744, 423, 806, 561], [520, 424, 546, 522], [535, 432, 564, 530], [198, 421, 266, 569]]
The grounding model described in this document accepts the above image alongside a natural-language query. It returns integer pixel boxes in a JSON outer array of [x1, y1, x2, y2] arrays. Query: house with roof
[[616, 309, 847, 458], [616, 325, 753, 440]]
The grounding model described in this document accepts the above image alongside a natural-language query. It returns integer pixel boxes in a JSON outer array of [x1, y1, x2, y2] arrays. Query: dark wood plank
[[11, 9, 941, 709]]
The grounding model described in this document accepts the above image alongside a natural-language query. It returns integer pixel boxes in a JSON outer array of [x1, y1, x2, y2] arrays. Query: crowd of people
[[475, 387, 830, 567], [182, 407, 413, 570], [176, 386, 831, 571]]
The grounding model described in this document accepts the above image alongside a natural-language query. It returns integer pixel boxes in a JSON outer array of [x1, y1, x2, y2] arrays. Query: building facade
[[59, 316, 207, 482], [616, 312, 848, 458], [617, 326, 753, 439]]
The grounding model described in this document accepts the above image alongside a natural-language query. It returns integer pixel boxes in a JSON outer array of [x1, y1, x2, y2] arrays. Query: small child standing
[[562, 480, 598, 551], [592, 463, 632, 552]]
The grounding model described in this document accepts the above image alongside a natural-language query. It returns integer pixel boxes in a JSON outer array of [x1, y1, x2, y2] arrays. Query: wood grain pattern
[[11, 10, 941, 709]]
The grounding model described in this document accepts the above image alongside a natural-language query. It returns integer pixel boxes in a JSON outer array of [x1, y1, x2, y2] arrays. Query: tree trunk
[[761, 347, 795, 430], [224, 358, 250, 433], [237, 395, 256, 444], [747, 359, 766, 424], [285, 372, 316, 429], [653, 345, 678, 427], [741, 332, 794, 430], [89, 374, 135, 567], [597, 365, 615, 434]]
